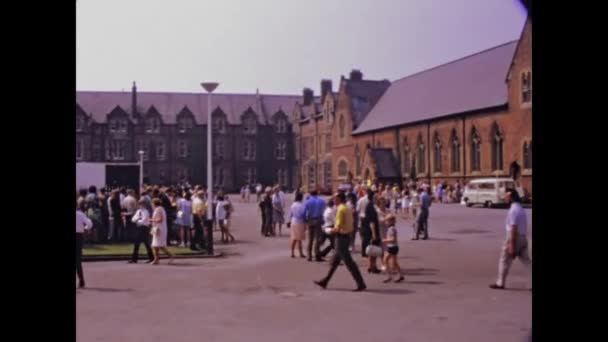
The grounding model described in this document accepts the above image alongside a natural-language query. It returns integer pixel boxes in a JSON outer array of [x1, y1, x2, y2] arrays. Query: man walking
[[122, 190, 138, 242], [489, 188, 531, 290], [314, 192, 367, 292], [303, 189, 326, 262], [415, 187, 432, 240]]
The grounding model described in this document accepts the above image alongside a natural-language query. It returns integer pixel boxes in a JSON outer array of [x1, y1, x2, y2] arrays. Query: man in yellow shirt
[[314, 192, 367, 292]]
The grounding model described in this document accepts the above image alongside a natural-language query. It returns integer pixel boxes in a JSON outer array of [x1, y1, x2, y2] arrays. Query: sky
[[76, 0, 527, 95]]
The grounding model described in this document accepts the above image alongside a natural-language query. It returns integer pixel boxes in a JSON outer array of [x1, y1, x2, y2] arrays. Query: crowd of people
[[76, 178, 530, 292]]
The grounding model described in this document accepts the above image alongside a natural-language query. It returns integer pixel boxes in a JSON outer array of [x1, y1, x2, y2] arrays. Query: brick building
[[76, 84, 300, 191], [351, 18, 532, 195], [293, 71, 390, 193]]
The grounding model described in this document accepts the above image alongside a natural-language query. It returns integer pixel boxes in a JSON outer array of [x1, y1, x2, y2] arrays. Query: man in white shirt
[[490, 189, 532, 290], [318, 199, 337, 258], [76, 208, 93, 288], [122, 190, 138, 241], [129, 199, 154, 264]]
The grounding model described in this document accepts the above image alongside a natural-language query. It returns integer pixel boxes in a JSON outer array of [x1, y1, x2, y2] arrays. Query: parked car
[[462, 178, 524, 208]]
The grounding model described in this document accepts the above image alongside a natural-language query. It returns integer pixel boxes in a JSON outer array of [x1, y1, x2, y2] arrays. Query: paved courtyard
[[77, 195, 532, 342]]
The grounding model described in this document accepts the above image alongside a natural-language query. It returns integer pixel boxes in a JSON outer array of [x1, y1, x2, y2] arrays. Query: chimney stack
[[302, 88, 314, 106], [320, 79, 332, 103], [349, 69, 363, 81], [131, 81, 137, 115]]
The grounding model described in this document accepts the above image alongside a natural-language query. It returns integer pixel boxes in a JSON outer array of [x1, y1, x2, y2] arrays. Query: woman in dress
[[216, 194, 235, 243], [401, 189, 411, 219], [177, 191, 193, 248], [287, 192, 306, 258], [150, 198, 174, 265], [259, 188, 273, 237]]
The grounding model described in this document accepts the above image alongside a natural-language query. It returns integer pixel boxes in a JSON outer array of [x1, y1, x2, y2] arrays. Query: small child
[[382, 214, 404, 283], [401, 190, 410, 219]]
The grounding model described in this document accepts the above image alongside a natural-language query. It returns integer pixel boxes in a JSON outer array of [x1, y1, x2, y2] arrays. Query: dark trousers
[[416, 208, 429, 238], [131, 226, 153, 262], [361, 229, 371, 257], [319, 231, 335, 258], [192, 215, 204, 249], [112, 216, 124, 242], [307, 221, 322, 259], [320, 234, 366, 288], [76, 233, 84, 285], [125, 215, 135, 242]]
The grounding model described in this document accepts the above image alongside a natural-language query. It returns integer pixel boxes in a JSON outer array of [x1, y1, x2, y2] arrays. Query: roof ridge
[[391, 40, 519, 84], [76, 90, 304, 97]]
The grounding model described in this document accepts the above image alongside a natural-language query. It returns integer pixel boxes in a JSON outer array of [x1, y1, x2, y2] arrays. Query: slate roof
[[76, 91, 301, 125], [353, 41, 518, 135], [345, 79, 391, 127]]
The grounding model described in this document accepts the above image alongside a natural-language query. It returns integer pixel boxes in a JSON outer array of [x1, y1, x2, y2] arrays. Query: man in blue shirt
[[415, 187, 433, 240], [303, 189, 326, 262]]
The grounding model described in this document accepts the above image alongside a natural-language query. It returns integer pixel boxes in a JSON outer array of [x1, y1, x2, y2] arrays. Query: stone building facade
[[76, 84, 300, 191]]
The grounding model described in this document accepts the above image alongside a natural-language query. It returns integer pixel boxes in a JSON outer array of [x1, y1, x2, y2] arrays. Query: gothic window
[[244, 167, 257, 184], [521, 70, 532, 104], [324, 161, 332, 188], [106, 140, 126, 161], [338, 160, 348, 177], [471, 127, 481, 171], [243, 140, 256, 160], [523, 140, 532, 169], [417, 133, 425, 174], [491, 122, 504, 171], [308, 164, 315, 189], [325, 133, 331, 153], [433, 131, 442, 172], [138, 140, 150, 161], [450, 129, 460, 172], [402, 138, 410, 174], [339, 115, 345, 138]]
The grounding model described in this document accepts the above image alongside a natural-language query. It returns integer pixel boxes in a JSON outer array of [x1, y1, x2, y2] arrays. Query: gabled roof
[[369, 148, 400, 178], [344, 79, 391, 127], [353, 40, 518, 135], [76, 91, 301, 125]]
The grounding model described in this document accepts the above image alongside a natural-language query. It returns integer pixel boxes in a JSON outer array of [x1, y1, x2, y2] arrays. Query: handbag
[[365, 245, 383, 257]]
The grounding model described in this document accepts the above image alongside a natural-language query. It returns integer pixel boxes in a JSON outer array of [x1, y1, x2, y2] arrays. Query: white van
[[462, 178, 524, 208]]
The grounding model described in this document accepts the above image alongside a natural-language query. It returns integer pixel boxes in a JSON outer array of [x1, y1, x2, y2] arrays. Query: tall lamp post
[[138, 150, 144, 194], [201, 82, 219, 254]]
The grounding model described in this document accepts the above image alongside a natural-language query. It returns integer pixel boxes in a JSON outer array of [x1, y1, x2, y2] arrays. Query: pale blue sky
[[76, 0, 527, 95]]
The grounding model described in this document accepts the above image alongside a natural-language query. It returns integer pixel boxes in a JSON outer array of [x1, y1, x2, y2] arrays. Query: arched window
[[338, 160, 348, 177], [355, 145, 361, 176], [433, 131, 442, 172], [402, 138, 410, 175], [417, 133, 425, 174], [523, 140, 532, 169], [339, 115, 345, 138], [324, 161, 332, 188], [491, 122, 504, 171], [450, 129, 460, 172], [521, 70, 532, 104], [470, 127, 481, 171]]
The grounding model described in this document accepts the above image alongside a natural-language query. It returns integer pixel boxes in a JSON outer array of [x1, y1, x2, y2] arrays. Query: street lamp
[[138, 150, 144, 194], [201, 81, 219, 254]]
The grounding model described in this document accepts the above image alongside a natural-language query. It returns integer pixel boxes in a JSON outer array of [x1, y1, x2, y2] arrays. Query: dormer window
[[213, 116, 226, 133], [178, 141, 190, 159], [243, 117, 257, 134], [178, 117, 193, 133], [275, 118, 287, 134], [521, 71, 532, 104], [146, 117, 160, 133], [109, 118, 127, 133]]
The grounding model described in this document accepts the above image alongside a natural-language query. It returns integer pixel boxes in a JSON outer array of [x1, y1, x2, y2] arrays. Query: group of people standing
[[258, 186, 287, 237]]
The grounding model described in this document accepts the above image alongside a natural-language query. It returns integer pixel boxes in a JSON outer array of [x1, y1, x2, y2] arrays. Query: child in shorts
[[382, 214, 404, 283]]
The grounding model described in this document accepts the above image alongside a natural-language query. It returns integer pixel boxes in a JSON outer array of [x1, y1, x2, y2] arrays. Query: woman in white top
[[129, 199, 154, 264], [216, 195, 235, 243], [150, 198, 174, 265], [401, 189, 411, 219], [287, 192, 306, 258]]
